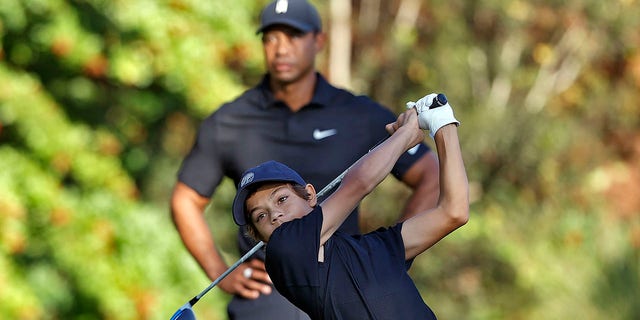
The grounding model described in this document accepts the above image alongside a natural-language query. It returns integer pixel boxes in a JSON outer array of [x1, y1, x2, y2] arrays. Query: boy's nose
[[271, 212, 284, 224]]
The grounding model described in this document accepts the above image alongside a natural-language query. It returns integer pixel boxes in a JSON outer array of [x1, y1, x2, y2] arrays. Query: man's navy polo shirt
[[178, 73, 430, 256], [266, 206, 437, 319]]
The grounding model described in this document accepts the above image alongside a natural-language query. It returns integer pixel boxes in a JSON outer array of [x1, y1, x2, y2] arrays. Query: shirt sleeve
[[364, 222, 414, 270], [177, 114, 224, 197], [266, 207, 323, 288]]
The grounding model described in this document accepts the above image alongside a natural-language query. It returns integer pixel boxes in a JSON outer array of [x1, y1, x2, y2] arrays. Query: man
[[170, 0, 440, 319]]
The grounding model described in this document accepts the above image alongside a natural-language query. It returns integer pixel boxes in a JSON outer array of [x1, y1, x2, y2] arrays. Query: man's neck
[[271, 72, 317, 112]]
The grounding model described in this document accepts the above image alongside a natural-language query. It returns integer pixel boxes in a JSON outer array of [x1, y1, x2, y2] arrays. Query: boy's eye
[[255, 212, 266, 222], [277, 195, 288, 204]]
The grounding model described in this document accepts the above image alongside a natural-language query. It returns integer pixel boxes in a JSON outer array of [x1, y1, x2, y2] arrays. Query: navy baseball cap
[[232, 160, 307, 226], [257, 0, 322, 34]]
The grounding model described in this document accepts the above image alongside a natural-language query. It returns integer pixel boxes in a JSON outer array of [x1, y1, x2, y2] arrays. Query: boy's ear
[[305, 184, 318, 206]]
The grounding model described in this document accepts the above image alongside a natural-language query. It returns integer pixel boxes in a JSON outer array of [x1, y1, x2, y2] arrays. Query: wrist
[[425, 104, 459, 138]]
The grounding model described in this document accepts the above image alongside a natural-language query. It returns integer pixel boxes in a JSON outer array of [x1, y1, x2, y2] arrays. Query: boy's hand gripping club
[[406, 93, 459, 137]]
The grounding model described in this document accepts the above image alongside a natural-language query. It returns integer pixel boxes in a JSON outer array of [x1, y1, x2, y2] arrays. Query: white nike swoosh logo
[[407, 144, 420, 155], [313, 129, 337, 140]]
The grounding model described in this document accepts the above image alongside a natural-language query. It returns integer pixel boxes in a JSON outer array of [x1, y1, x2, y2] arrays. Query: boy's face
[[246, 182, 317, 242]]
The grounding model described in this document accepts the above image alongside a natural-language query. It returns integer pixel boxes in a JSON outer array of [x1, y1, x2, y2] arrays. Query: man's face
[[246, 182, 316, 242], [261, 25, 322, 85]]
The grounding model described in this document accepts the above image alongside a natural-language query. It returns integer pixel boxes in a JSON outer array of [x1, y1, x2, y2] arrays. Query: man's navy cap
[[257, 0, 322, 34], [232, 160, 306, 226]]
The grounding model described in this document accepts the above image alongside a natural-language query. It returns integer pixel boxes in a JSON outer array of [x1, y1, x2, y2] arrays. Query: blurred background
[[1, 0, 639, 319]]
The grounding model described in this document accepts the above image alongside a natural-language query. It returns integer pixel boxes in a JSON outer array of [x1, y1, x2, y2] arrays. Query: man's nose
[[275, 36, 291, 54]]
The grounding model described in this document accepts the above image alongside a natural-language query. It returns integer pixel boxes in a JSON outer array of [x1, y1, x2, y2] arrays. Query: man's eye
[[285, 30, 305, 38], [262, 35, 277, 43], [277, 196, 288, 204], [255, 213, 266, 222]]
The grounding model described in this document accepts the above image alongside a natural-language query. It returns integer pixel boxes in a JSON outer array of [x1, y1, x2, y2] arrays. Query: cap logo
[[275, 0, 288, 14], [240, 172, 254, 188]]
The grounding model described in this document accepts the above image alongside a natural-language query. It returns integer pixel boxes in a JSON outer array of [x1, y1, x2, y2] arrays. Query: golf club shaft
[[315, 138, 386, 197], [189, 240, 265, 306]]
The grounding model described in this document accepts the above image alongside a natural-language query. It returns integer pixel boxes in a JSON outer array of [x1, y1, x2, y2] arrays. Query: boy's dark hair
[[244, 183, 313, 242]]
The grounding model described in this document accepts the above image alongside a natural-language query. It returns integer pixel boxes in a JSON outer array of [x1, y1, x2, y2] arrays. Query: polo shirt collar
[[257, 73, 334, 110]]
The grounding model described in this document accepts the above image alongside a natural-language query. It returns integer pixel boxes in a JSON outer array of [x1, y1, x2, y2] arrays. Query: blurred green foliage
[[1, 0, 639, 319]]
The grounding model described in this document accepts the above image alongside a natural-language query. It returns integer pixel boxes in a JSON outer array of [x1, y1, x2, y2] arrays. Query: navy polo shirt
[[178, 73, 430, 257], [266, 206, 437, 319]]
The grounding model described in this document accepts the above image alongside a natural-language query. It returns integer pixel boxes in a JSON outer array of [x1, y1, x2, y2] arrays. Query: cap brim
[[256, 19, 314, 34], [232, 188, 252, 226]]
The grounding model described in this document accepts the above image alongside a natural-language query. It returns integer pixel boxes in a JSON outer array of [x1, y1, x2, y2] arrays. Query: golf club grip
[[429, 93, 447, 109]]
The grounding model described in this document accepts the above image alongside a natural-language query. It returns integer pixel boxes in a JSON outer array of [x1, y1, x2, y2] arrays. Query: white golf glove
[[406, 93, 459, 138]]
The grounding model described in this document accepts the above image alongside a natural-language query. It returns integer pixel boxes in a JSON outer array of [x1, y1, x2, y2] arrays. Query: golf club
[[170, 94, 447, 319]]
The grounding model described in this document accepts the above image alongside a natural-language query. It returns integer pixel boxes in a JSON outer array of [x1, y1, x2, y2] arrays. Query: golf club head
[[170, 303, 196, 320]]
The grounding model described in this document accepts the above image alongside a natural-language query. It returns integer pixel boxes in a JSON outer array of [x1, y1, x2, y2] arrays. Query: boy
[[231, 93, 469, 319]]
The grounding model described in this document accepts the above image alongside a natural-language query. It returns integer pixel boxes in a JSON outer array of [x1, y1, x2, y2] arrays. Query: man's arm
[[170, 182, 272, 299]]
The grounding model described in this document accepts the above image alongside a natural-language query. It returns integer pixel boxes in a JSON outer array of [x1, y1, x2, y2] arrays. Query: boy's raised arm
[[318, 107, 425, 245], [401, 94, 469, 259]]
